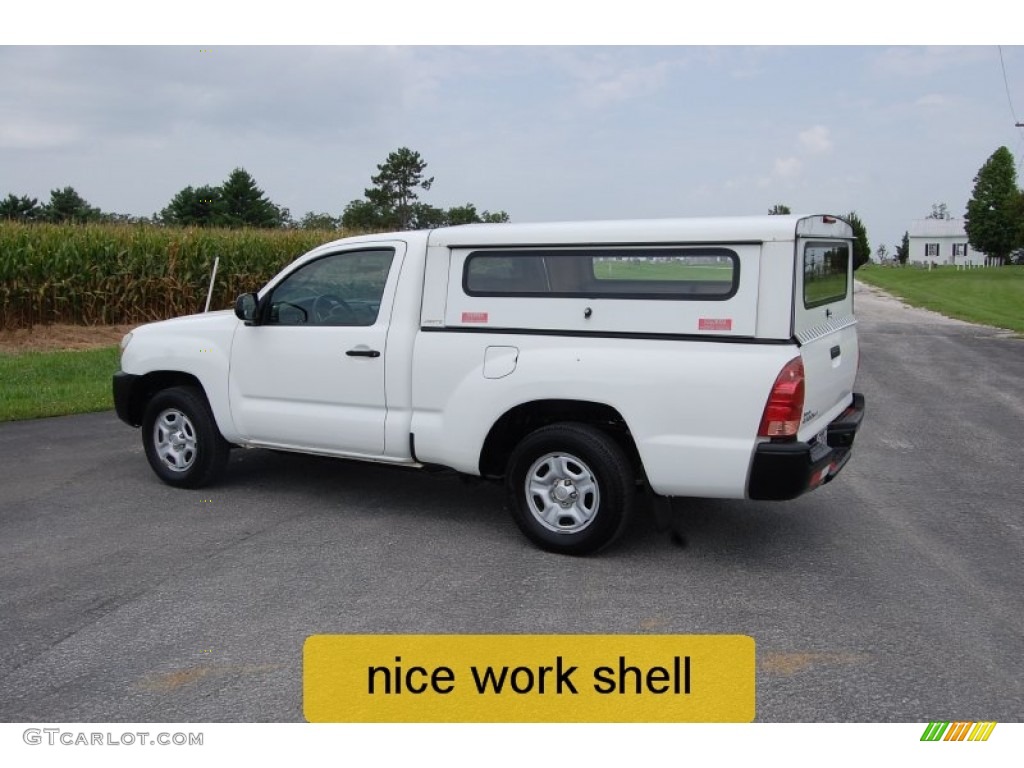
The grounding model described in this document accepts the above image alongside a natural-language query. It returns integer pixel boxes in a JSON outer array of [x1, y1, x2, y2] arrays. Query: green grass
[[593, 260, 733, 281], [0, 345, 120, 421], [805, 273, 847, 306], [857, 264, 1024, 333]]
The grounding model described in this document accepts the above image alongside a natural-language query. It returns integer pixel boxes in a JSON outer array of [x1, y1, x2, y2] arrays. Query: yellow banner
[[304, 634, 754, 722]]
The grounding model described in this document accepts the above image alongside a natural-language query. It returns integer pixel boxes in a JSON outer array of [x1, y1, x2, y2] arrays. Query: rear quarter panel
[[410, 331, 797, 498]]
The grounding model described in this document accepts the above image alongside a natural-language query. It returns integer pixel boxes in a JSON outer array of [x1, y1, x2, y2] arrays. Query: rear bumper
[[747, 392, 865, 500]]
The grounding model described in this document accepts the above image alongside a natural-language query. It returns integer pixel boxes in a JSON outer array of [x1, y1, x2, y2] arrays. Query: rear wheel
[[506, 423, 634, 555], [142, 386, 229, 488]]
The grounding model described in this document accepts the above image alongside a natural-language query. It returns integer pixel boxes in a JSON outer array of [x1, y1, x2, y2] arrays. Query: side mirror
[[234, 293, 259, 325]]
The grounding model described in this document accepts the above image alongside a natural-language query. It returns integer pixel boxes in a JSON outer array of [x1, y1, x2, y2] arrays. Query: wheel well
[[478, 400, 641, 479], [126, 371, 204, 426]]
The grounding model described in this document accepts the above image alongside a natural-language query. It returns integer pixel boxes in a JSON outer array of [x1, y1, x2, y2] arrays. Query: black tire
[[506, 422, 635, 555], [142, 386, 230, 489]]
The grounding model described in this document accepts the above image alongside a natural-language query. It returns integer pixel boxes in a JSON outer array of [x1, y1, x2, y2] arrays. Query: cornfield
[[0, 222, 341, 328]]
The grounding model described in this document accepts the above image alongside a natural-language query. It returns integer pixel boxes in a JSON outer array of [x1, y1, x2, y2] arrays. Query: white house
[[907, 218, 991, 266]]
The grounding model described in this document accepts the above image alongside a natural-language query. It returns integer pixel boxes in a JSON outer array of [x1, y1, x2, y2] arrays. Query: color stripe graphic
[[920, 722, 997, 741]]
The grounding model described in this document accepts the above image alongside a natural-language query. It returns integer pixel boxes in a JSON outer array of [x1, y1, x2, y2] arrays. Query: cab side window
[[266, 249, 395, 326]]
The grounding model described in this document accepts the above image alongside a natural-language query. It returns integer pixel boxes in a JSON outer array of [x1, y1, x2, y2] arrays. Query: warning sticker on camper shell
[[698, 318, 733, 331]]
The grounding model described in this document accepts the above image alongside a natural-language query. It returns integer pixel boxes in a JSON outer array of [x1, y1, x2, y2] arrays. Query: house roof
[[908, 218, 967, 238]]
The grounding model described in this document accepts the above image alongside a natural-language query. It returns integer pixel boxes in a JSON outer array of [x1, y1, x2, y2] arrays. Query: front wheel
[[506, 423, 635, 555], [142, 386, 230, 488]]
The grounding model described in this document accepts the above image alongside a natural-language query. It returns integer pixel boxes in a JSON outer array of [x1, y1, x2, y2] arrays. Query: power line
[[997, 46, 1024, 174], [998, 46, 1020, 125]]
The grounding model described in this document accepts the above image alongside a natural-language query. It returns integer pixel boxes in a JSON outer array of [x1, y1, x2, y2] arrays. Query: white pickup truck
[[114, 215, 865, 554]]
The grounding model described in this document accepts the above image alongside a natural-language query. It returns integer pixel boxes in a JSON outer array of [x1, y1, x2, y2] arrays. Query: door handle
[[830, 345, 841, 360], [346, 348, 381, 358]]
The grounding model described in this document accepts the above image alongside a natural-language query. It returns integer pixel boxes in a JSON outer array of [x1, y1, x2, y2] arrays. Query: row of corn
[[0, 222, 340, 328]]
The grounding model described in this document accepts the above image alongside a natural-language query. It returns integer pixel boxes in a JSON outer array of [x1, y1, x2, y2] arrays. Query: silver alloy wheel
[[153, 408, 198, 473], [524, 451, 601, 534]]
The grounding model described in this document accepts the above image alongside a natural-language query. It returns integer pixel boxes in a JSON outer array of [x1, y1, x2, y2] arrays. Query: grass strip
[[0, 345, 120, 422], [857, 265, 1024, 333]]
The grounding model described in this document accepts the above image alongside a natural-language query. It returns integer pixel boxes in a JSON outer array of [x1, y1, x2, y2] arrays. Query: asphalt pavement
[[0, 281, 1021, 722]]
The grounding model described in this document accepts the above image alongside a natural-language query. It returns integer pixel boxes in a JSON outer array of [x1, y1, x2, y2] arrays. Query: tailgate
[[793, 230, 859, 441]]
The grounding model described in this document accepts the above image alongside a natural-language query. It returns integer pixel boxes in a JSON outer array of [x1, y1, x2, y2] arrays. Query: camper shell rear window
[[803, 241, 850, 308], [463, 247, 739, 300]]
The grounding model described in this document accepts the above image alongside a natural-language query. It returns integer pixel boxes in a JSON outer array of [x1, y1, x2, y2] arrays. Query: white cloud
[[0, 121, 78, 149], [914, 93, 953, 108], [580, 62, 672, 108], [798, 125, 833, 155], [871, 46, 993, 79], [546, 49, 683, 109], [774, 156, 802, 178]]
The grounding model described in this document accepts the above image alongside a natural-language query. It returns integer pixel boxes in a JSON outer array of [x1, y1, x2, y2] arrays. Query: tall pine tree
[[218, 168, 284, 228], [965, 146, 1022, 265]]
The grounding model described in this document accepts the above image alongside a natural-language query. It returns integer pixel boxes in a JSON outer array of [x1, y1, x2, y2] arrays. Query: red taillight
[[758, 356, 805, 438]]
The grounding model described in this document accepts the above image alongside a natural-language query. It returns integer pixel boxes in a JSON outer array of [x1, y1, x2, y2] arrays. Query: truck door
[[229, 243, 405, 455], [792, 231, 859, 441]]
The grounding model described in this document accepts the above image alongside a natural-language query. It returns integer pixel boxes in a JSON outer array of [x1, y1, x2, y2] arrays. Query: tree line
[[0, 187, 108, 225], [0, 148, 510, 231], [9, 144, 1020, 261]]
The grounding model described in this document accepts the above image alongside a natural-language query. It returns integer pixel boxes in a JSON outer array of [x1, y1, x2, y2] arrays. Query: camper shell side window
[[463, 247, 739, 301]]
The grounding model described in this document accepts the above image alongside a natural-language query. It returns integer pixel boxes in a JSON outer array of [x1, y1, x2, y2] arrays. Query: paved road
[[1, 283, 1022, 722]]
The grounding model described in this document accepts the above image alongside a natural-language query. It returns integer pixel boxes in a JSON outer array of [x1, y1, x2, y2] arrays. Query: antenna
[[204, 256, 220, 313]]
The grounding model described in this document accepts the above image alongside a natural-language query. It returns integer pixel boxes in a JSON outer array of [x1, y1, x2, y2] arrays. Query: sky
[[2, 8, 1023, 254]]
